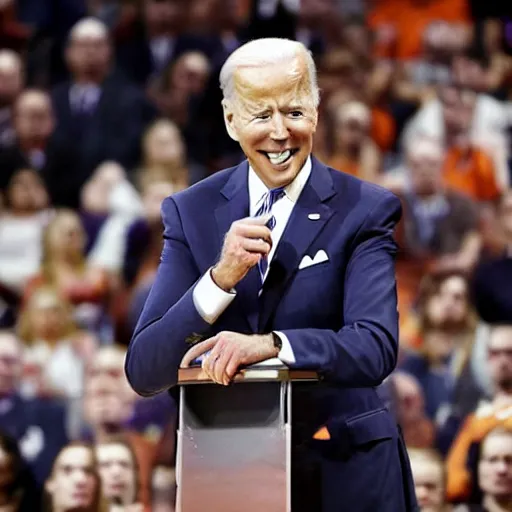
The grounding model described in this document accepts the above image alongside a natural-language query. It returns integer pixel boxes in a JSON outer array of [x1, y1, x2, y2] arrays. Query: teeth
[[267, 150, 291, 165]]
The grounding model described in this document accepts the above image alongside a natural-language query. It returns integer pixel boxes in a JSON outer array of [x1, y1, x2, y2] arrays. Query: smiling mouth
[[259, 149, 298, 165]]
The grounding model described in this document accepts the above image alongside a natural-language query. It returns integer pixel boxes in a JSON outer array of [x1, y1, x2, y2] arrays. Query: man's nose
[[269, 114, 289, 141]]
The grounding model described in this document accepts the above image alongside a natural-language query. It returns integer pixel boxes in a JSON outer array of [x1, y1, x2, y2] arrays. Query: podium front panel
[[177, 381, 288, 512]]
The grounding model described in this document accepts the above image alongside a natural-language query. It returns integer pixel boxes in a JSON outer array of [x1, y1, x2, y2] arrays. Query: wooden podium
[[175, 360, 317, 512]]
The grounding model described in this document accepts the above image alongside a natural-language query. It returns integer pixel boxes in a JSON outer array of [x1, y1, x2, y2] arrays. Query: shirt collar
[[248, 155, 312, 212]]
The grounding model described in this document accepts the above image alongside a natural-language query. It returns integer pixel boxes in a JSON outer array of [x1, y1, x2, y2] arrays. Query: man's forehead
[[233, 57, 312, 105]]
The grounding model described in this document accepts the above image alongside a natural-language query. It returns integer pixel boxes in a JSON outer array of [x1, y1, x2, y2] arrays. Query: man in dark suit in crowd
[[125, 38, 417, 511], [51, 17, 154, 180], [0, 330, 68, 487], [0, 89, 80, 208]]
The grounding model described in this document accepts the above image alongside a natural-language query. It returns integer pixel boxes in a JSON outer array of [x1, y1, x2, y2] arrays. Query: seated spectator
[[0, 330, 68, 487], [52, 17, 154, 181], [0, 430, 42, 511], [446, 326, 512, 502], [0, 89, 80, 208], [0, 49, 23, 150], [325, 100, 381, 183], [25, 209, 111, 332], [441, 86, 501, 203], [408, 448, 452, 512], [392, 372, 435, 449], [17, 286, 97, 400], [0, 168, 53, 299], [147, 50, 211, 129], [80, 162, 143, 276], [43, 442, 106, 512], [96, 435, 144, 511], [123, 178, 175, 290], [85, 345, 174, 442], [473, 190, 512, 324], [454, 426, 512, 511], [393, 136, 482, 321], [81, 365, 155, 508], [367, 0, 471, 61], [137, 119, 191, 190], [402, 51, 509, 189], [392, 21, 464, 106]]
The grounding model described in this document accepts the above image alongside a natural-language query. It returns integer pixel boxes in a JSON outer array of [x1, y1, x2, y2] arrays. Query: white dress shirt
[[192, 156, 313, 364]]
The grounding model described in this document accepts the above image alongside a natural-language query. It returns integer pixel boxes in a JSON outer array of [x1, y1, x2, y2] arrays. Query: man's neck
[[483, 494, 512, 512]]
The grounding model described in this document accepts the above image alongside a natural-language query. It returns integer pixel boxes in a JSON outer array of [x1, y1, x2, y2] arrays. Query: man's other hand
[[181, 332, 278, 385], [212, 215, 272, 291]]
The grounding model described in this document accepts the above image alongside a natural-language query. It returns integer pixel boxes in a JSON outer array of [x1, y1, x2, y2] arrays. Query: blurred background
[[0, 0, 512, 510]]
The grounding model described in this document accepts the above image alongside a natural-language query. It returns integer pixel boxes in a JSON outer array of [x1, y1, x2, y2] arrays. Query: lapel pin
[[308, 213, 321, 220]]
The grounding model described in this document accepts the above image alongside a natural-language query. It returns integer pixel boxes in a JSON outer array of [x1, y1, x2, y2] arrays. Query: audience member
[[446, 325, 512, 502], [43, 442, 107, 512], [0, 330, 68, 486]]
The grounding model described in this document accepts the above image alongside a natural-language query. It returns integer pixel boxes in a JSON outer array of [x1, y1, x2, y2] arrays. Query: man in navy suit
[[125, 38, 418, 511]]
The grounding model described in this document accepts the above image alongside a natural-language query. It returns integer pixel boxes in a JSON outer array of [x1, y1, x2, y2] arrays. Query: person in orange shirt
[[446, 325, 512, 502], [368, 0, 472, 61], [441, 85, 501, 202]]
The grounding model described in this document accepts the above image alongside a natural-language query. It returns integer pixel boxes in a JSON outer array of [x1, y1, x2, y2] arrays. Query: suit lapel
[[214, 161, 260, 332], [258, 157, 336, 332]]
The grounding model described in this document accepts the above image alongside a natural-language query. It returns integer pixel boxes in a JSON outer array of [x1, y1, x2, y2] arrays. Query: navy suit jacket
[[126, 157, 417, 511]]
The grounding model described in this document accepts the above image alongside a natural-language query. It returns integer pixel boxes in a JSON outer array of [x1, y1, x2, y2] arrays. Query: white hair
[[219, 38, 319, 107], [69, 17, 109, 42]]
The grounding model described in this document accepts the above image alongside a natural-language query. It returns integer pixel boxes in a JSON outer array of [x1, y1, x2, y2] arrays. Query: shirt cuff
[[193, 268, 236, 324], [274, 331, 296, 365]]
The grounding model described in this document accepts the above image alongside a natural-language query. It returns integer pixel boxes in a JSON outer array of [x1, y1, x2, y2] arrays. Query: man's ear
[[222, 99, 239, 142]]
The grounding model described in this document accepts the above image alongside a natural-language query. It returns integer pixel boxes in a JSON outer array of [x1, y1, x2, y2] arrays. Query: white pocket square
[[298, 250, 329, 270]]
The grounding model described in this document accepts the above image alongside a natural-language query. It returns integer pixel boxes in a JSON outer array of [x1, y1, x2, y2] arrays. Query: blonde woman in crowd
[[17, 286, 97, 399], [44, 442, 107, 512], [409, 448, 453, 511], [24, 209, 111, 332]]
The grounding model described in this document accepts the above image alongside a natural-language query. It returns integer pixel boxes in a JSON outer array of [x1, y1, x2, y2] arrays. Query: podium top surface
[[177, 363, 318, 385]]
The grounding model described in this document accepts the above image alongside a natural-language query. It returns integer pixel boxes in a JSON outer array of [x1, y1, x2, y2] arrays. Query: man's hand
[[212, 215, 272, 291], [181, 332, 279, 385]]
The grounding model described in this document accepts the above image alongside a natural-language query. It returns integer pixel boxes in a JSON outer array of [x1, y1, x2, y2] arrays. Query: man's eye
[[256, 114, 270, 120], [290, 111, 303, 117]]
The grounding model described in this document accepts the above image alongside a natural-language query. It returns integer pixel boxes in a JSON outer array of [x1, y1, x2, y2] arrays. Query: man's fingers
[[225, 351, 241, 384], [180, 336, 218, 368], [241, 238, 271, 255], [234, 223, 272, 242]]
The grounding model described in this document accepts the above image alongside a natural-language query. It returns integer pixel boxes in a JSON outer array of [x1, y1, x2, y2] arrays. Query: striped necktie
[[255, 187, 285, 283]]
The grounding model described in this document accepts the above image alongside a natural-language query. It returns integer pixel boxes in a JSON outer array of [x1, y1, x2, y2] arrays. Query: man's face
[[407, 148, 443, 196], [47, 446, 97, 511], [143, 0, 185, 32], [411, 458, 445, 512], [478, 433, 512, 498], [0, 333, 21, 397], [96, 443, 137, 505], [487, 327, 512, 392], [224, 56, 317, 189], [67, 34, 111, 78], [426, 276, 469, 331], [14, 93, 54, 145]]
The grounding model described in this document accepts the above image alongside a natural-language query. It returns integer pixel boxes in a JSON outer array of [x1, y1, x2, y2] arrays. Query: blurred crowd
[[0, 0, 511, 510]]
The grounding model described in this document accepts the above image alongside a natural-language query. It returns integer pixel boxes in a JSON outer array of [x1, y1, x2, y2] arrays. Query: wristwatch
[[272, 332, 282, 352]]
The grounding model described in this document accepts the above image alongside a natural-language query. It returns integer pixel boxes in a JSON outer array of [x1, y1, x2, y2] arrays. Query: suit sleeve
[[280, 193, 401, 386], [125, 196, 212, 396]]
